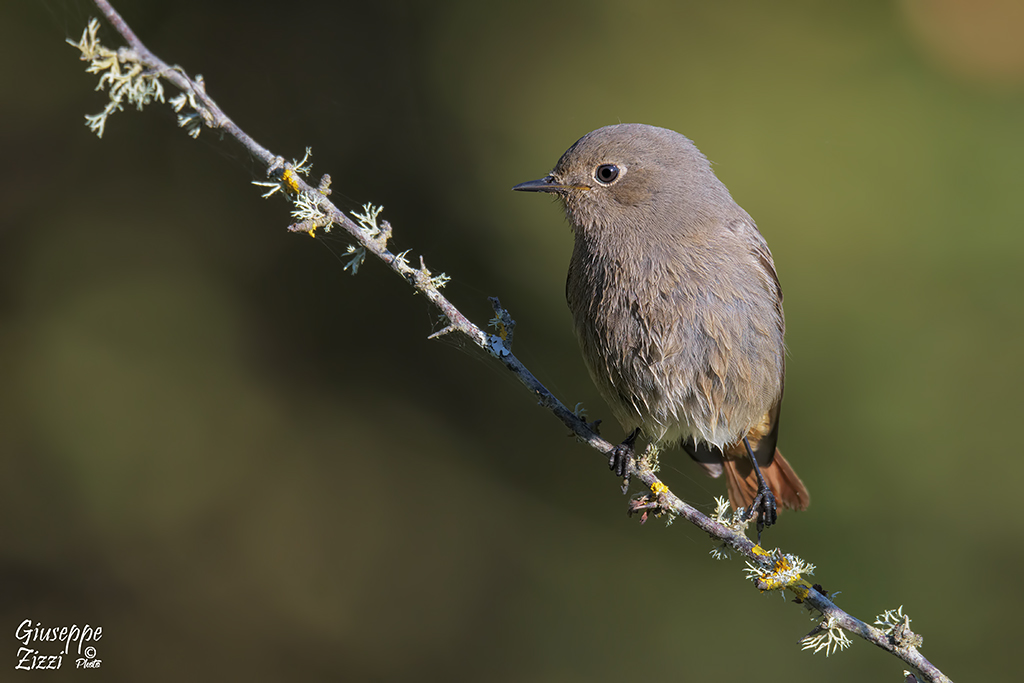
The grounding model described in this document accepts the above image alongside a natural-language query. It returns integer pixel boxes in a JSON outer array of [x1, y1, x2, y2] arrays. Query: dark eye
[[594, 164, 619, 184]]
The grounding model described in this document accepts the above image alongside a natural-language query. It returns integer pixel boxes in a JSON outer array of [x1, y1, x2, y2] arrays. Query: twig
[[70, 4, 953, 682]]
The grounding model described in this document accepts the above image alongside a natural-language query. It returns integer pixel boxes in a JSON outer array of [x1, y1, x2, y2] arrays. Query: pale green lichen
[[800, 617, 852, 657], [638, 442, 661, 474], [708, 544, 731, 561], [428, 271, 451, 289], [253, 179, 283, 198], [415, 258, 450, 290], [874, 605, 923, 648], [709, 496, 739, 559], [292, 192, 330, 228], [69, 18, 166, 138], [351, 203, 385, 239], [291, 148, 314, 177], [343, 246, 366, 275], [874, 605, 910, 633], [169, 86, 202, 138], [391, 249, 411, 270]]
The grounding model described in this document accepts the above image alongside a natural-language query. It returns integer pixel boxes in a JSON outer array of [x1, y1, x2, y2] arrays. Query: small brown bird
[[513, 123, 809, 531]]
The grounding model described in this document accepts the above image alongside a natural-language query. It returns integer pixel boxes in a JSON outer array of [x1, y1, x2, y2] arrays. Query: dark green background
[[4, 1, 1022, 680]]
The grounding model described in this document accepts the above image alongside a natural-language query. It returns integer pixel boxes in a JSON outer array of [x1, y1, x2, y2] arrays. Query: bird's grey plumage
[[558, 125, 783, 448], [514, 123, 808, 514]]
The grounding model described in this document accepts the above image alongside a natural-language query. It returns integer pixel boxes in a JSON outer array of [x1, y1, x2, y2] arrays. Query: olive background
[[3, 1, 1023, 680]]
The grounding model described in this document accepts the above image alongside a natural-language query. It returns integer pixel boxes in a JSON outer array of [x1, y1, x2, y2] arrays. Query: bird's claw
[[608, 428, 640, 494], [744, 484, 777, 540], [609, 443, 633, 494], [608, 443, 632, 477]]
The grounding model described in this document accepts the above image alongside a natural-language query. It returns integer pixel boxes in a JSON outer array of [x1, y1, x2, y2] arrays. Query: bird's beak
[[512, 175, 575, 193]]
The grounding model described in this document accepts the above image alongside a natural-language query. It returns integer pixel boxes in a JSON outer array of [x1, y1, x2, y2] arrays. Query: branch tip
[[427, 325, 457, 340]]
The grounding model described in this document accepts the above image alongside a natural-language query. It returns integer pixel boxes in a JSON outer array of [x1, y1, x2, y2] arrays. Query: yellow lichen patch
[[752, 544, 772, 557], [745, 550, 816, 594], [650, 481, 669, 495], [760, 556, 796, 590], [788, 579, 812, 602], [282, 167, 300, 193], [306, 228, 316, 237]]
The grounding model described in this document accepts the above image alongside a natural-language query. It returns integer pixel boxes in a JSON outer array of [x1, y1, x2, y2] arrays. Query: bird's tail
[[722, 449, 810, 512]]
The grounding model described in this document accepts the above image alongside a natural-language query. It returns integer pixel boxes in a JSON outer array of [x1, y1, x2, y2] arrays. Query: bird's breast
[[566, 231, 784, 449]]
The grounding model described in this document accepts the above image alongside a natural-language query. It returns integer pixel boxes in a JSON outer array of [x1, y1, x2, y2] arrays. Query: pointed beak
[[512, 175, 572, 193]]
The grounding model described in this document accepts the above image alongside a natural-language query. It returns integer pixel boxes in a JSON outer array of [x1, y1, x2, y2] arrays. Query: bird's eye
[[594, 164, 620, 185]]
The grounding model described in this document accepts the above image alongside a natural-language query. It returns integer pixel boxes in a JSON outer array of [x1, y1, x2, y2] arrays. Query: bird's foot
[[608, 428, 640, 494], [743, 481, 777, 541], [608, 442, 633, 478], [739, 436, 778, 542]]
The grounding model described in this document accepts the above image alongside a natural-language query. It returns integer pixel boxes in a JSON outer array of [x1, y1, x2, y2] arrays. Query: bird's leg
[[741, 436, 777, 540], [609, 427, 640, 489]]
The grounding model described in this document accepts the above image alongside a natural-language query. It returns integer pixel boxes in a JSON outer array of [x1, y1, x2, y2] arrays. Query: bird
[[513, 123, 809, 532]]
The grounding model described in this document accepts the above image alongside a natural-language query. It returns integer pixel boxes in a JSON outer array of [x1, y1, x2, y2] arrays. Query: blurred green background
[[3, 0, 1022, 680]]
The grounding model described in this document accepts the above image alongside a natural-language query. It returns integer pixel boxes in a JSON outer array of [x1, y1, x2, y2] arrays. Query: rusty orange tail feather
[[722, 449, 809, 512]]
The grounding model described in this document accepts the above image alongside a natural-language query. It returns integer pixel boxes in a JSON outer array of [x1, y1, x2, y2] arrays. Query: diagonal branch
[[72, 3, 952, 682]]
